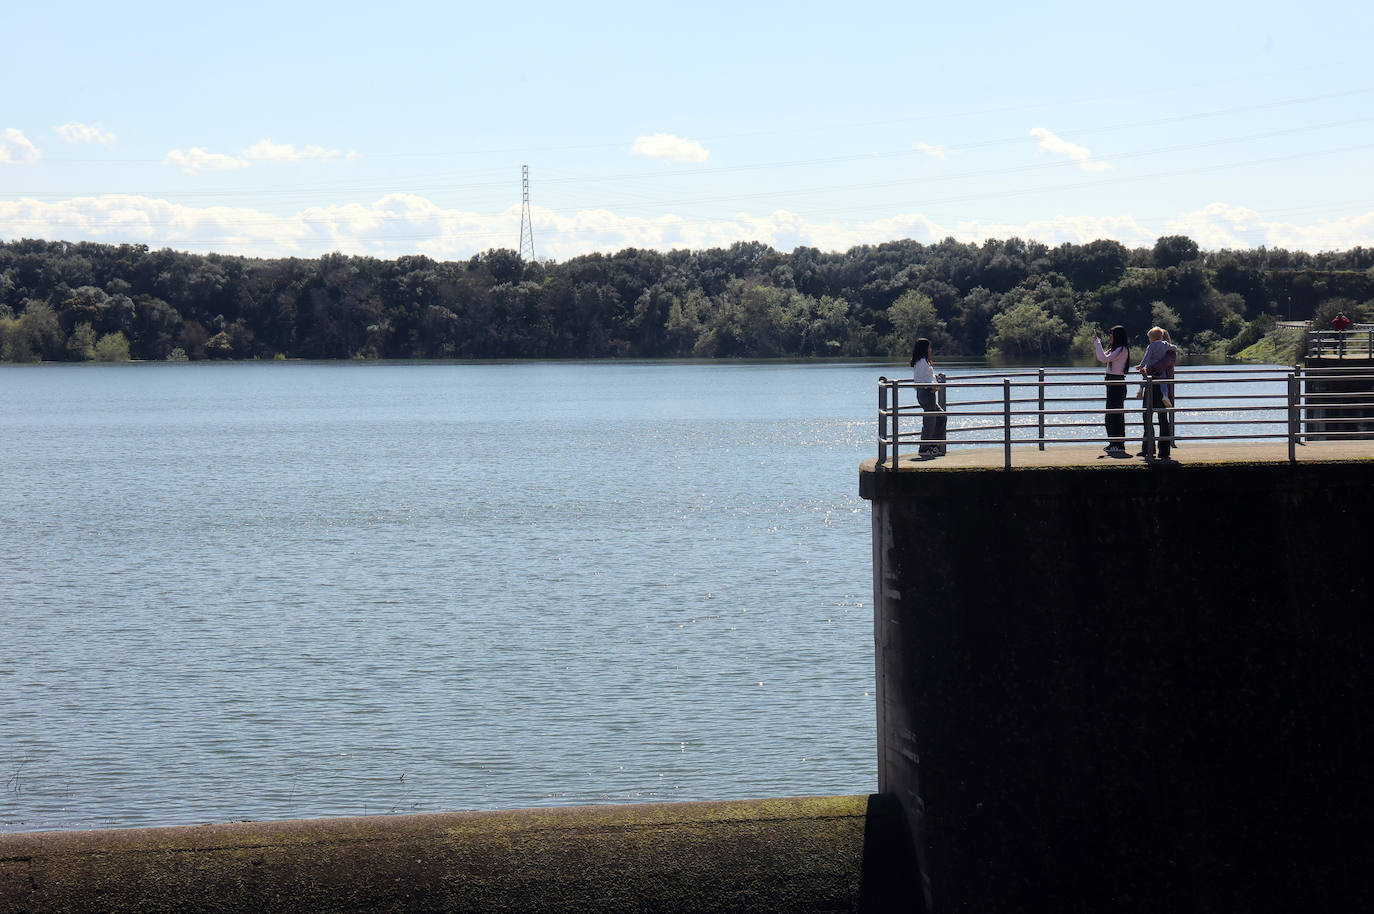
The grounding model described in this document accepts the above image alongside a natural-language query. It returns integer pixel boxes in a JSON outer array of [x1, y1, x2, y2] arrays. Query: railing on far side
[[1307, 324, 1374, 359], [877, 365, 1374, 470]]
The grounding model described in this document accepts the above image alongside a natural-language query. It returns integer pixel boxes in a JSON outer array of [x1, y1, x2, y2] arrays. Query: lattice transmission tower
[[518, 165, 535, 261]]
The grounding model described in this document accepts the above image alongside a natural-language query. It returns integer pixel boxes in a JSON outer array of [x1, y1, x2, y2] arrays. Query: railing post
[[891, 380, 901, 469], [1003, 378, 1012, 471], [1287, 371, 1298, 464], [878, 377, 889, 470], [1294, 364, 1305, 445], [1037, 368, 1045, 451], [1142, 378, 1156, 458], [936, 374, 948, 458]]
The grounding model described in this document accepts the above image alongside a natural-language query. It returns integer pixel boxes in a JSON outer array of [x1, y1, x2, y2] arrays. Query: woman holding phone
[[909, 337, 947, 458], [1093, 325, 1130, 456]]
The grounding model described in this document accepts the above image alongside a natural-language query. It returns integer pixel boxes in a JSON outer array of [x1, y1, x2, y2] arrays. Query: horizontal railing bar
[[1284, 434, 1374, 441], [886, 432, 1303, 448], [1299, 366, 1374, 372], [893, 404, 1295, 419], [883, 374, 1299, 388], [884, 367, 1296, 378], [1172, 419, 1287, 426], [927, 367, 1294, 381], [883, 406, 1296, 418]]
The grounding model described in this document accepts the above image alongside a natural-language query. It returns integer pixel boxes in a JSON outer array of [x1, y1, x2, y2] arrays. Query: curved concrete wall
[[862, 456, 1374, 914], [1, 794, 917, 914]]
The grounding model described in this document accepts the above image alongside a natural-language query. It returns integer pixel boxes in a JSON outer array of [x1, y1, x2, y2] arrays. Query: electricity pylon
[[518, 165, 535, 262]]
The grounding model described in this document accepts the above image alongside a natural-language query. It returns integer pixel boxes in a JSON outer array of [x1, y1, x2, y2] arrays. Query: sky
[[3, 0, 1373, 262]]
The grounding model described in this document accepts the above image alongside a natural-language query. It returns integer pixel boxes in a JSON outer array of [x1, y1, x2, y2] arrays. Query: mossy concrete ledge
[[0, 794, 918, 914]]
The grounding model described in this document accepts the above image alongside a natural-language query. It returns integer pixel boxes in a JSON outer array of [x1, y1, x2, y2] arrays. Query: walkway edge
[[1, 794, 917, 914]]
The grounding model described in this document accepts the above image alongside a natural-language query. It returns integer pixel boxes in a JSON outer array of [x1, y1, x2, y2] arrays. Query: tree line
[[2, 235, 1372, 363]]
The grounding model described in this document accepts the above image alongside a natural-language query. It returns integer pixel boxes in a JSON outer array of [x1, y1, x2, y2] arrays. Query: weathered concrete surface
[[862, 451, 1374, 913], [0, 795, 918, 914], [869, 438, 1374, 472]]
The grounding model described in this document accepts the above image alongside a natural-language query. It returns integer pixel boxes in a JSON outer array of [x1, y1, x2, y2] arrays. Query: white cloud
[[165, 147, 249, 174], [165, 139, 355, 174], [56, 122, 117, 146], [243, 139, 344, 163], [1030, 127, 1110, 172], [0, 128, 41, 165], [1166, 202, 1374, 253], [946, 214, 1156, 248], [631, 133, 710, 162], [914, 142, 947, 159], [4, 194, 1373, 261]]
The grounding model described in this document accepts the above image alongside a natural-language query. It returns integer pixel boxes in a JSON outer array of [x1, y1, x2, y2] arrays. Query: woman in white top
[[908, 338, 947, 457], [1093, 324, 1130, 455]]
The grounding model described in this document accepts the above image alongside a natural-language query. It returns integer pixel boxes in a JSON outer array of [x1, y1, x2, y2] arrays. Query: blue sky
[[3, 0, 1372, 260]]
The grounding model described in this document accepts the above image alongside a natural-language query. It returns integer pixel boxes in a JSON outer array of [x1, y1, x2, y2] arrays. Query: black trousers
[[1105, 374, 1126, 445], [917, 387, 947, 449]]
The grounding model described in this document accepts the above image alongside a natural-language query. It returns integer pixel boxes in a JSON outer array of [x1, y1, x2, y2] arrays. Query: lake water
[[0, 358, 1289, 833], [1, 360, 889, 832]]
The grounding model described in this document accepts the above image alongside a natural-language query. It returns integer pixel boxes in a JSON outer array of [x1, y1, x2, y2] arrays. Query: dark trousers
[[1105, 374, 1126, 445], [1141, 387, 1172, 458], [918, 387, 947, 451]]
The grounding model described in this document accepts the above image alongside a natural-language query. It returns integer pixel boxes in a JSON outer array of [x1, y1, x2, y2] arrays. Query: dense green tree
[[1153, 235, 1200, 269], [1052, 240, 1128, 291], [94, 331, 132, 362], [887, 290, 939, 340], [67, 322, 97, 360], [0, 316, 31, 361], [1150, 302, 1182, 335], [986, 298, 1070, 358], [205, 331, 234, 359], [178, 320, 209, 360], [3, 234, 1372, 362], [20, 300, 64, 360]]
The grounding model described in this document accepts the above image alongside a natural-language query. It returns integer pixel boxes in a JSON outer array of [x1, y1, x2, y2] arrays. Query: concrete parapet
[[861, 455, 1374, 913], [0, 794, 917, 914]]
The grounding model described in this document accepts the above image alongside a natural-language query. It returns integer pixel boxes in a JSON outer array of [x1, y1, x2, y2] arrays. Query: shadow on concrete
[[858, 792, 923, 913]]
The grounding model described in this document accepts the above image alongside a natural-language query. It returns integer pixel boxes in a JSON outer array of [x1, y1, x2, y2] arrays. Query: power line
[[17, 84, 1374, 202]]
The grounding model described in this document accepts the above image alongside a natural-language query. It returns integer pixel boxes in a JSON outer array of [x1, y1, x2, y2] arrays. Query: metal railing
[[1307, 325, 1374, 359], [877, 365, 1374, 470]]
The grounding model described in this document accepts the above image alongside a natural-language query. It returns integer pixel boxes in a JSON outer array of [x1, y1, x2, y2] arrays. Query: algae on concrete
[[0, 795, 918, 914]]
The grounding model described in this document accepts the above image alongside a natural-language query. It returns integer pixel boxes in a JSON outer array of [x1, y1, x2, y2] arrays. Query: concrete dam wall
[[862, 455, 1374, 913]]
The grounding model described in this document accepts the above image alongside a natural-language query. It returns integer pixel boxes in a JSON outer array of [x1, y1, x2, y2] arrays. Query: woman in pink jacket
[[1093, 325, 1131, 456]]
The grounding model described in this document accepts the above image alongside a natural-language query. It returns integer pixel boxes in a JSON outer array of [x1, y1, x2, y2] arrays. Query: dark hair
[[1110, 325, 1129, 352], [909, 337, 931, 367]]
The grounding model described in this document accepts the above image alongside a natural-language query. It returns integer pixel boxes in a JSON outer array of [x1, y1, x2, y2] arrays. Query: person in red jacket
[[1332, 311, 1353, 356]]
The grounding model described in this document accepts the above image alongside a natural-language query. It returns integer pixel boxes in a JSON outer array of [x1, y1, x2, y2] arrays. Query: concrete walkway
[[866, 439, 1374, 472], [0, 795, 917, 914]]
